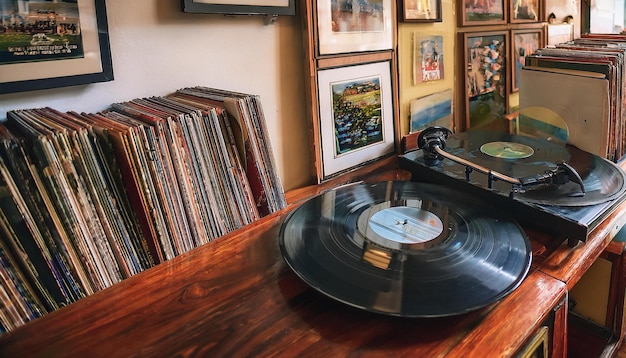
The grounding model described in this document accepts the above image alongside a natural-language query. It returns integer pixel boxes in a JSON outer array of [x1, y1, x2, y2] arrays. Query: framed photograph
[[0, 0, 113, 94], [316, 61, 395, 179], [511, 27, 543, 92], [400, 0, 442, 22], [413, 33, 444, 84], [546, 23, 574, 46], [182, 0, 296, 16], [409, 89, 453, 133], [316, 0, 394, 55], [461, 30, 509, 129], [510, 0, 540, 23], [458, 0, 507, 26]]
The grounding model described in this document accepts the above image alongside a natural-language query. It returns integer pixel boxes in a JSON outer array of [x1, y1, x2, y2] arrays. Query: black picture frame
[[0, 0, 114, 94], [182, 0, 296, 16]]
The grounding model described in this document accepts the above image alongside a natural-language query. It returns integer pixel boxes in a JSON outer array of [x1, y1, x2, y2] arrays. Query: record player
[[398, 126, 626, 246]]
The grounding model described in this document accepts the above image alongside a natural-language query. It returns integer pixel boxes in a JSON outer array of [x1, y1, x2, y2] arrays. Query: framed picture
[[546, 23, 574, 46], [458, 0, 507, 26], [0, 0, 113, 94], [182, 0, 296, 16], [511, 27, 543, 92], [409, 89, 453, 133], [316, 61, 395, 179], [316, 0, 394, 55], [510, 0, 540, 23], [461, 30, 509, 129], [400, 0, 442, 22], [413, 33, 444, 84]]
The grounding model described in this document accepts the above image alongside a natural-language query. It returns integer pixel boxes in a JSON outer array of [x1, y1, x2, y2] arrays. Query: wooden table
[[1, 165, 625, 357]]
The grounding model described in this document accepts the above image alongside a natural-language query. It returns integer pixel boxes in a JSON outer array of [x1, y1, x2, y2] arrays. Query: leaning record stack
[[279, 180, 532, 317]]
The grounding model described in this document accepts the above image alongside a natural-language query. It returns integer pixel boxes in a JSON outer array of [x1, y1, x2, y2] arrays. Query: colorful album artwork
[[331, 75, 384, 155], [512, 30, 541, 92], [409, 89, 452, 133], [413, 34, 444, 84]]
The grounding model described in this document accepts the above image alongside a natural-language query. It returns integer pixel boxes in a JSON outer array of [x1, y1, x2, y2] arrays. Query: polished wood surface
[[0, 207, 566, 357], [1, 163, 625, 356]]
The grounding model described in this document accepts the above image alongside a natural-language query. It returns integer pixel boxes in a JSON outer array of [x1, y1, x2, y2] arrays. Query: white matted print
[[316, 0, 393, 55], [317, 61, 395, 178]]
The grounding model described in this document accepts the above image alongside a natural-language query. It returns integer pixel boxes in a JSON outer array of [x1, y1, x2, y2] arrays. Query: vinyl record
[[443, 130, 626, 206], [279, 181, 532, 318]]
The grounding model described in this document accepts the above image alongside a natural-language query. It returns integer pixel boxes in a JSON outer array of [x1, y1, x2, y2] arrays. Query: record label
[[279, 181, 532, 318], [480, 141, 534, 159]]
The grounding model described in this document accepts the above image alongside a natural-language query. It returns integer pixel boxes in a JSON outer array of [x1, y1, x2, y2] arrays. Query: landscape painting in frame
[[463, 31, 508, 128], [316, 0, 393, 55], [459, 0, 507, 26], [410, 89, 453, 133], [317, 61, 395, 179], [0, 0, 113, 94], [414, 33, 444, 84]]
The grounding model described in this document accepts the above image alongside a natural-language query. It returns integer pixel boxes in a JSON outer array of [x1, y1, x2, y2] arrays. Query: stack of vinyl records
[[520, 33, 626, 162], [0, 87, 286, 332]]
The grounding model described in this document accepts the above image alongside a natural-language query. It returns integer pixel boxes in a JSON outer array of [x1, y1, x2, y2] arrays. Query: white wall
[[0, 0, 311, 191]]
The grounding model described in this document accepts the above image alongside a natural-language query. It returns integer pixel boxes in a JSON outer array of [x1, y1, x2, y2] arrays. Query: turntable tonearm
[[399, 126, 626, 246]]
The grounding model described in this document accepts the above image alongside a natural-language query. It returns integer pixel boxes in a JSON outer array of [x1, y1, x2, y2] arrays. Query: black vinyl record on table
[[279, 181, 532, 318]]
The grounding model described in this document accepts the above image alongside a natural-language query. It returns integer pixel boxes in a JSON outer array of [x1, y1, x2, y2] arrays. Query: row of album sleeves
[[0, 87, 287, 332], [520, 33, 626, 162]]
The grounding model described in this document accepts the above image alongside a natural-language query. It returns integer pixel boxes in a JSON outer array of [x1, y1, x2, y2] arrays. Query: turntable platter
[[279, 181, 532, 318], [444, 130, 626, 206]]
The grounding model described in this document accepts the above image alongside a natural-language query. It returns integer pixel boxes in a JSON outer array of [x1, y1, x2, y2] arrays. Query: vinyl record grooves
[[279, 181, 532, 318]]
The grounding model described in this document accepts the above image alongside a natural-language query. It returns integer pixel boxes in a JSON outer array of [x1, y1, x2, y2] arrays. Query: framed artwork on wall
[[510, 0, 541, 23], [316, 61, 395, 179], [409, 89, 453, 133], [316, 0, 394, 55], [413, 33, 444, 85], [181, 0, 296, 15], [0, 0, 113, 94], [461, 30, 509, 129], [511, 26, 543, 92], [458, 0, 507, 26], [400, 0, 442, 23]]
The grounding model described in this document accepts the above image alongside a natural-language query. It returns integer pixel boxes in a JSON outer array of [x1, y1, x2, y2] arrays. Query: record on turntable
[[279, 181, 532, 318], [399, 126, 626, 243]]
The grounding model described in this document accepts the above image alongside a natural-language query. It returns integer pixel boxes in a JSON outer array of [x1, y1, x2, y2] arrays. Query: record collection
[[521, 33, 626, 162], [0, 87, 286, 332]]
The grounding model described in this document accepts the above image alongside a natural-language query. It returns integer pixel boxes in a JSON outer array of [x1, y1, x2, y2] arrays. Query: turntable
[[398, 126, 626, 245]]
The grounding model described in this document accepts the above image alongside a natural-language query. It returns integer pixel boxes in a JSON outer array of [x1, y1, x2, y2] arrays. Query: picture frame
[[510, 0, 541, 23], [316, 61, 395, 179], [181, 0, 296, 16], [460, 30, 509, 129], [316, 0, 394, 55], [413, 33, 444, 84], [400, 0, 442, 22], [458, 0, 507, 26], [0, 0, 114, 94], [511, 26, 543, 92]]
